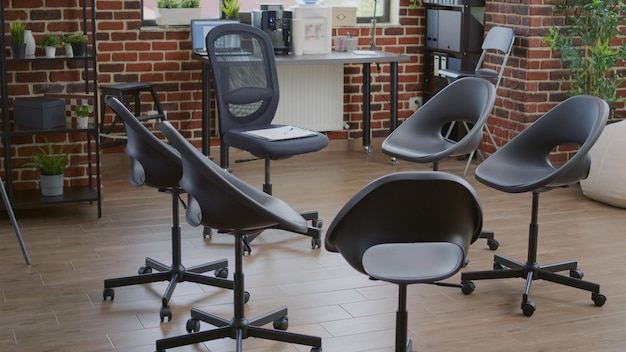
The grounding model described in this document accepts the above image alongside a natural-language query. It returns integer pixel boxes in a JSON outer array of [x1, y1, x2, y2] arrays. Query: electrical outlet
[[409, 96, 423, 110]]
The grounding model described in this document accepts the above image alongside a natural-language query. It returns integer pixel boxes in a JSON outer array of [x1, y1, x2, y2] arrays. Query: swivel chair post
[[461, 190, 605, 316], [396, 284, 409, 352]]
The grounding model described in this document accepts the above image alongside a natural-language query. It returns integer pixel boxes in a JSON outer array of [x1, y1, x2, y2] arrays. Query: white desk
[[194, 50, 411, 160]]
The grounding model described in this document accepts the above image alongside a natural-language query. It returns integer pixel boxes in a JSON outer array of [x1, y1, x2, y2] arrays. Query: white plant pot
[[156, 8, 199, 26], [76, 116, 89, 129], [40, 174, 63, 196], [44, 46, 56, 58], [65, 43, 74, 57]]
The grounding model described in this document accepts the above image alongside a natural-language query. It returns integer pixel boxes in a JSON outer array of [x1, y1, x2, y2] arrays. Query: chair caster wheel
[[311, 237, 321, 249], [138, 266, 152, 275], [487, 238, 499, 250], [310, 348, 323, 352], [312, 219, 323, 229], [570, 269, 584, 279], [273, 316, 288, 330], [592, 292, 607, 306], [203, 227, 212, 239], [103, 288, 115, 301], [461, 281, 475, 295], [186, 318, 200, 333], [244, 291, 250, 303], [215, 267, 228, 278], [160, 306, 172, 322], [522, 301, 536, 317]]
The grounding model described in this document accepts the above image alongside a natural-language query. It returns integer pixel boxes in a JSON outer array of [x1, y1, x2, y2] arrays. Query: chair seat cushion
[[580, 120, 626, 208], [224, 125, 329, 160], [362, 242, 465, 284]]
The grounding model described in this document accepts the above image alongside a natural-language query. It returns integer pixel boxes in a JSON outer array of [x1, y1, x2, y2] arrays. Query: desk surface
[[193, 50, 411, 65]]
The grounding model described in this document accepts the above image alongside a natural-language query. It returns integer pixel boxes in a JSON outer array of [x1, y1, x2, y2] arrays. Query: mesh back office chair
[[102, 97, 233, 322], [325, 171, 483, 352], [206, 23, 328, 251], [460, 95, 609, 317], [382, 77, 498, 250], [155, 121, 322, 352], [439, 26, 515, 158]]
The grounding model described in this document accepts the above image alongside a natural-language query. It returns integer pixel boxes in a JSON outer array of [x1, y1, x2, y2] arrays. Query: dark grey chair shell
[[325, 171, 483, 352], [461, 94, 609, 316], [102, 97, 232, 323], [155, 120, 322, 352]]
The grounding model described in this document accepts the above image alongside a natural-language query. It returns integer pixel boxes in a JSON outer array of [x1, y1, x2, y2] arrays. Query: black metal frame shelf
[[0, 0, 101, 217]]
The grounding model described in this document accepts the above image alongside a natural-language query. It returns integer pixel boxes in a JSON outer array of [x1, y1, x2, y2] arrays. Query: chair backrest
[[325, 171, 483, 275], [105, 96, 182, 189], [157, 120, 308, 234], [475, 26, 515, 90], [382, 77, 496, 162], [475, 95, 609, 193], [206, 23, 279, 134]]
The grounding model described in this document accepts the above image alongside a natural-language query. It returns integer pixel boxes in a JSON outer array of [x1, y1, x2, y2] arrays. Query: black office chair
[[381, 77, 498, 250], [206, 23, 328, 251], [325, 171, 483, 352], [439, 26, 515, 153], [155, 120, 322, 352], [460, 95, 609, 317], [102, 97, 233, 322]]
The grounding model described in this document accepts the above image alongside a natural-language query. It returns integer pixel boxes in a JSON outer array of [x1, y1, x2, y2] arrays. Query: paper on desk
[[244, 126, 317, 141]]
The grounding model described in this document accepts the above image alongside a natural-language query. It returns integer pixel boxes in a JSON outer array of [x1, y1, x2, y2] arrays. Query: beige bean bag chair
[[580, 119, 626, 208]]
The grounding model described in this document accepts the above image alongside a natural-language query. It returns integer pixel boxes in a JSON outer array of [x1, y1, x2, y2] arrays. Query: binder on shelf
[[434, 54, 440, 76], [426, 9, 438, 48], [439, 55, 447, 77]]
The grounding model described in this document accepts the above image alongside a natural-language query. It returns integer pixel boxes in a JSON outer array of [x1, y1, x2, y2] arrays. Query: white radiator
[[274, 64, 345, 132]]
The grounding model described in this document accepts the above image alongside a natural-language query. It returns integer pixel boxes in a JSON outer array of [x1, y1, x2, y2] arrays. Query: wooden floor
[[2, 138, 626, 352]]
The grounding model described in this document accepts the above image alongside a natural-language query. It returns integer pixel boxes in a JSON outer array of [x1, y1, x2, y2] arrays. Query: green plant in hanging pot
[[544, 0, 626, 120], [23, 142, 80, 196], [10, 20, 26, 59]]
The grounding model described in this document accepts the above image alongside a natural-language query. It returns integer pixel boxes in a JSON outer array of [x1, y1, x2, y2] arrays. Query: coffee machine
[[252, 6, 292, 55]]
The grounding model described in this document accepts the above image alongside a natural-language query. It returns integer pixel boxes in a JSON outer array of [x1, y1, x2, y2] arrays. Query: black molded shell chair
[[325, 171, 483, 352], [102, 97, 233, 322], [155, 120, 322, 352], [206, 23, 328, 251], [382, 76, 498, 250], [460, 95, 609, 316]]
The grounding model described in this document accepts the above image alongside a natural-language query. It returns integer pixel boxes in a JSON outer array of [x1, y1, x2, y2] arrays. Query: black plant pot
[[71, 42, 87, 57], [11, 43, 26, 59]]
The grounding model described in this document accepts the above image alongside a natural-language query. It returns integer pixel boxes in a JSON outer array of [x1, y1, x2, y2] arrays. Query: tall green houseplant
[[544, 0, 626, 118]]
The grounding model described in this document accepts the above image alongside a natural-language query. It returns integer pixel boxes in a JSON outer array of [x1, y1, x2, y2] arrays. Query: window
[[142, 0, 390, 26]]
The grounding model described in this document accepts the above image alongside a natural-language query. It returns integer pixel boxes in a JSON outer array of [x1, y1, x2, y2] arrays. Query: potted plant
[[10, 20, 26, 59], [40, 33, 62, 58], [222, 0, 239, 20], [23, 142, 79, 196], [63, 33, 88, 57], [156, 0, 200, 26], [544, 0, 626, 120], [74, 103, 92, 129]]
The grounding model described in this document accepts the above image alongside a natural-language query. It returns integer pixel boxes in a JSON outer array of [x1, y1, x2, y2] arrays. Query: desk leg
[[201, 63, 211, 156], [390, 62, 398, 133], [362, 63, 371, 154]]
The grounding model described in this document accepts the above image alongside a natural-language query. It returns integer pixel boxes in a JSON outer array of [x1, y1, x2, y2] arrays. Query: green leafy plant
[[23, 142, 79, 176], [74, 104, 93, 117], [10, 20, 25, 45], [157, 0, 199, 8], [408, 0, 422, 9], [543, 0, 626, 118], [62, 33, 88, 44], [40, 33, 62, 48], [222, 0, 240, 18]]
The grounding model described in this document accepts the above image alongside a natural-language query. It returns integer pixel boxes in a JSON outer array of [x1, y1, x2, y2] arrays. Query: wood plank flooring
[[1, 138, 626, 351]]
